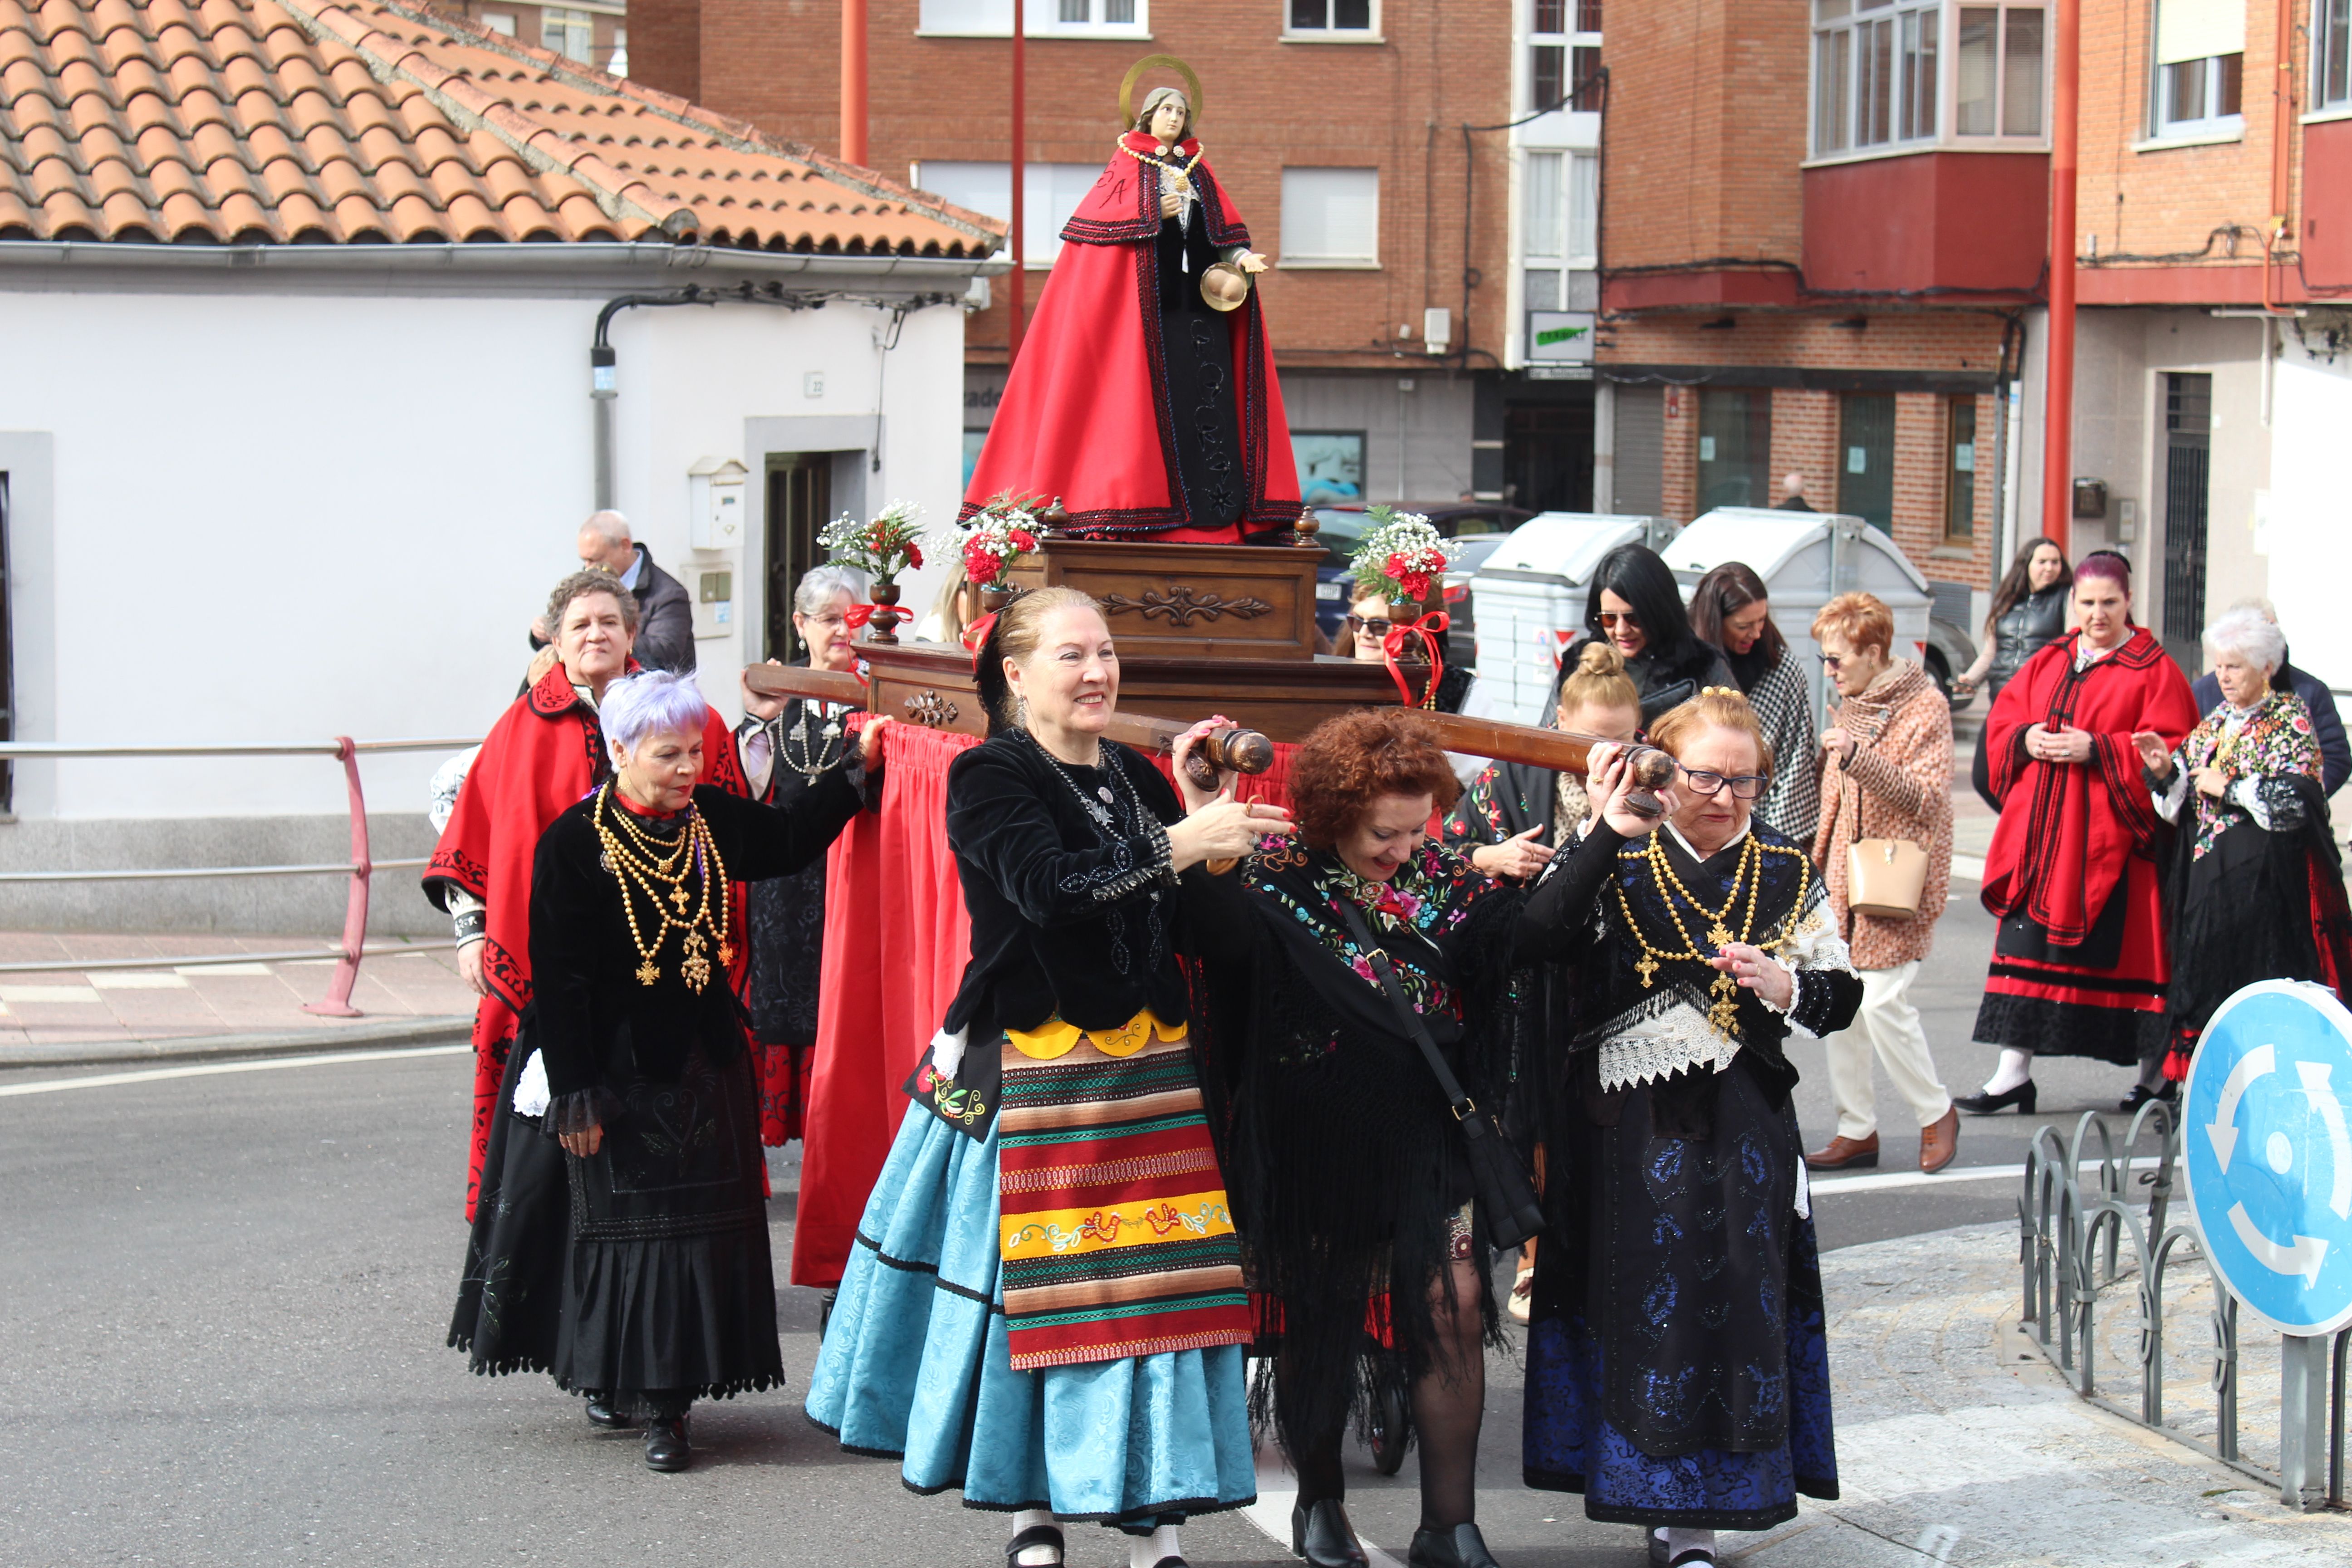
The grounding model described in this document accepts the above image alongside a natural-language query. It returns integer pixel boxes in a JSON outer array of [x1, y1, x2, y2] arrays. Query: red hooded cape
[[425, 661, 747, 1219], [1980, 628, 2198, 941], [961, 133, 1302, 539]]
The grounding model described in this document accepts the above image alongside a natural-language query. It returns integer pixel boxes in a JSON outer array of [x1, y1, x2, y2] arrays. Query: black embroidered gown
[[449, 772, 865, 1415], [1520, 819, 1862, 1531]]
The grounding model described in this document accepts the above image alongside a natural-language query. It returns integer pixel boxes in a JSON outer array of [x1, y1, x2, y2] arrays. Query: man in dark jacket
[[2184, 599, 2345, 796], [528, 510, 696, 673]]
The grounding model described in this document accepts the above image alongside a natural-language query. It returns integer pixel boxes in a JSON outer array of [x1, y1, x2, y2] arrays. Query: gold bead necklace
[[593, 782, 735, 992], [1614, 832, 1813, 1037], [1118, 137, 1205, 190]]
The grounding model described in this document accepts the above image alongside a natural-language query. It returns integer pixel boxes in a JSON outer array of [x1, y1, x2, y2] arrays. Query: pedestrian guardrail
[[0, 737, 477, 1016], [2019, 1105, 2350, 1509]]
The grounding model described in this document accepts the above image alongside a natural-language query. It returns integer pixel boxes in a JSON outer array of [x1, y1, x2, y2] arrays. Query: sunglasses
[[1678, 765, 1768, 800], [1597, 612, 1640, 630], [1346, 614, 1394, 635]]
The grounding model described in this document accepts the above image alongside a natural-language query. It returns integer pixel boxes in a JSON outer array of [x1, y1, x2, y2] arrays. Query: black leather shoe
[[642, 1415, 691, 1472], [1004, 1524, 1063, 1568], [1406, 1522, 1501, 1568], [584, 1397, 638, 1430], [2119, 1083, 2178, 1114], [1954, 1080, 2037, 1115], [1292, 1499, 1369, 1566]]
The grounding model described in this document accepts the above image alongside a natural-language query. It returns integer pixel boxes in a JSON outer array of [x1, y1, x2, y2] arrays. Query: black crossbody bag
[[1334, 901, 1547, 1250]]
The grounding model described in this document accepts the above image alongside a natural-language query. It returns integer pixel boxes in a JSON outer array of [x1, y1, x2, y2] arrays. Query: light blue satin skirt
[[804, 1102, 1256, 1525]]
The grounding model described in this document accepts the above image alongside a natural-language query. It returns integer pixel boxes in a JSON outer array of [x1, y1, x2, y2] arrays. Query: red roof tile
[[0, 0, 1004, 254]]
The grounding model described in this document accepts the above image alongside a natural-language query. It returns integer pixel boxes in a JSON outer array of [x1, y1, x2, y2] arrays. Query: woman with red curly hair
[[1199, 708, 1585, 1568]]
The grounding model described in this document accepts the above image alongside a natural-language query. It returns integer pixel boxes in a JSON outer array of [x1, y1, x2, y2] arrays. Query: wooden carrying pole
[[742, 666, 1629, 779]]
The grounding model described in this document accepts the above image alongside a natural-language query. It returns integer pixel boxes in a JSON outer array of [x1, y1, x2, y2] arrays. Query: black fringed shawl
[[1197, 837, 1578, 1462]]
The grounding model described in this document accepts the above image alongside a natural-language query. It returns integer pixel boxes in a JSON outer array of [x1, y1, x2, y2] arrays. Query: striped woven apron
[[995, 1012, 1253, 1371]]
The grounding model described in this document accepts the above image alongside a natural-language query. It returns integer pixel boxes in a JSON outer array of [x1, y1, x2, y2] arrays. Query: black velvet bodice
[[941, 734, 1214, 1040]]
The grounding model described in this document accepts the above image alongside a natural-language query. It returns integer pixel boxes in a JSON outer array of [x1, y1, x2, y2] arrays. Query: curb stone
[[0, 1014, 472, 1071]]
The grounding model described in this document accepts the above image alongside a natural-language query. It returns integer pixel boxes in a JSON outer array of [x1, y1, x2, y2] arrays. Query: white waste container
[[1660, 508, 1934, 723], [1470, 513, 1677, 726]]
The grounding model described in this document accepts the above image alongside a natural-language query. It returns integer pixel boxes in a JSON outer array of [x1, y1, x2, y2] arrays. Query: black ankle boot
[[642, 1414, 691, 1471], [1292, 1499, 1369, 1566], [584, 1396, 638, 1430], [1406, 1523, 1500, 1568]]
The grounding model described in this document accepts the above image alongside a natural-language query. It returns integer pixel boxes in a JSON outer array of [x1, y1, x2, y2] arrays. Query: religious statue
[[961, 58, 1304, 543]]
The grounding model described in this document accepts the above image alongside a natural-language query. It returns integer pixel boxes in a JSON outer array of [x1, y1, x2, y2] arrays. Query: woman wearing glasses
[[1520, 689, 1861, 1568], [1802, 594, 1959, 1177], [1584, 545, 1737, 726]]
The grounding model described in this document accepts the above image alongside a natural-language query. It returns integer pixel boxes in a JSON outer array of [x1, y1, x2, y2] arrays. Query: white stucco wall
[[2268, 344, 2352, 692], [0, 260, 971, 822]]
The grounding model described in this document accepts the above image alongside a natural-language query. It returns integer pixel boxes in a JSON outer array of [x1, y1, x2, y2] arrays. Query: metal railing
[[2020, 1104, 2351, 1509], [0, 737, 477, 1015]]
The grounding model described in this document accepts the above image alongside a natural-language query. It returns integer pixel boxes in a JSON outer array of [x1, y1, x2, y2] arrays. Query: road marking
[[1811, 1155, 2164, 1196], [88, 972, 193, 989], [1241, 1461, 1405, 1568], [0, 1043, 468, 1098], [0, 985, 102, 1003], [1951, 852, 1984, 882]]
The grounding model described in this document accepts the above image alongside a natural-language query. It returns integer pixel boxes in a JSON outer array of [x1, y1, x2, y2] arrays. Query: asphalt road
[[0, 896, 2146, 1567]]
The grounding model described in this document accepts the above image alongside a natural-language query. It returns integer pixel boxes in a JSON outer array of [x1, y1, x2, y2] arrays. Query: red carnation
[[1010, 530, 1038, 552], [1397, 572, 1432, 602], [1385, 551, 1408, 579], [964, 538, 999, 583], [906, 543, 924, 569]]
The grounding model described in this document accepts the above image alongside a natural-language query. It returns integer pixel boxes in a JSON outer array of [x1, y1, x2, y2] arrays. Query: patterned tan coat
[[1811, 659, 1955, 970]]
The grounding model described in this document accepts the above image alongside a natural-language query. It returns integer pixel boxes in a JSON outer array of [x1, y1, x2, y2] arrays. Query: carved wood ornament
[[1097, 584, 1274, 626], [903, 690, 962, 727]]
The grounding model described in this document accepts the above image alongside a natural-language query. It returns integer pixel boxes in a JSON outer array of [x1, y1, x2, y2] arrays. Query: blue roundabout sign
[[2182, 980, 2352, 1336]]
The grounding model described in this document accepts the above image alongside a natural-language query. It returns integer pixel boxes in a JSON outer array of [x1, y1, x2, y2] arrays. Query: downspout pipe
[[2040, 0, 2079, 554], [589, 287, 720, 511]]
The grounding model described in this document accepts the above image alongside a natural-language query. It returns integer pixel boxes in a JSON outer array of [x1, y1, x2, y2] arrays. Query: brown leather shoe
[[1920, 1106, 1960, 1174], [1803, 1133, 1878, 1170]]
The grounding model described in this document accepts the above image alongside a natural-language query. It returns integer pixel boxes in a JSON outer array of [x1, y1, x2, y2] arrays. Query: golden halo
[[1118, 54, 1202, 132]]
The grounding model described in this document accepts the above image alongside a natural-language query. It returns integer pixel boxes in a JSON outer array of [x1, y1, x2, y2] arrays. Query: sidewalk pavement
[[1732, 1221, 2352, 1567], [0, 930, 472, 1068]]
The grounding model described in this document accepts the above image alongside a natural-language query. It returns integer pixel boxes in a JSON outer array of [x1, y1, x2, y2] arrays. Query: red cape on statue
[[425, 660, 748, 1220], [962, 132, 1302, 541]]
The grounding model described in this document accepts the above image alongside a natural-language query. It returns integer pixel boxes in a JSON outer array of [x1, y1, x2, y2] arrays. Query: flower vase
[[979, 583, 1015, 614], [866, 581, 903, 645]]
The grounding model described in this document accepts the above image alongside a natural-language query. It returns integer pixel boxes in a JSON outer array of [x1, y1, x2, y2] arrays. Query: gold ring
[[1119, 54, 1203, 129]]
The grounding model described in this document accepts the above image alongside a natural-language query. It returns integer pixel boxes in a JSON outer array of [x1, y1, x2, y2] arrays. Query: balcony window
[[1815, 0, 2047, 156], [918, 0, 1149, 34], [542, 6, 593, 61], [1955, 7, 2045, 135], [1281, 167, 1381, 266], [2322, 0, 2351, 110], [1531, 0, 1602, 113], [2152, 0, 2244, 134], [1524, 150, 1599, 269], [1290, 0, 1374, 30]]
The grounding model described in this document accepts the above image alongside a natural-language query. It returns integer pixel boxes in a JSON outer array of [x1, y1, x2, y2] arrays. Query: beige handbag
[[1844, 769, 1927, 919]]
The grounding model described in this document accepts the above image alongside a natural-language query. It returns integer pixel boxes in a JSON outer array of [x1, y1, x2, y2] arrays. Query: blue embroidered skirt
[[1522, 1062, 1838, 1531], [804, 1101, 1257, 1526]]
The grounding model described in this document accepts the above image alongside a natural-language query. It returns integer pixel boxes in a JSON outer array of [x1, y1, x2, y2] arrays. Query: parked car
[[1309, 502, 1534, 661]]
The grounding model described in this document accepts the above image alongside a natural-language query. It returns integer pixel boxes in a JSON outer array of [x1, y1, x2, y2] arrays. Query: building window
[[1944, 397, 1978, 540], [1280, 167, 1380, 266], [1813, 0, 1943, 155], [1955, 6, 2044, 135], [480, 11, 516, 35], [1697, 390, 1773, 511], [1290, 0, 1374, 31], [1294, 431, 1367, 504], [2322, 0, 2352, 109], [914, 162, 1106, 260], [609, 26, 627, 76], [1523, 150, 1599, 276], [1530, 0, 1602, 113], [2152, 0, 2244, 133], [918, 0, 1148, 34], [543, 7, 593, 61], [1839, 393, 1897, 532]]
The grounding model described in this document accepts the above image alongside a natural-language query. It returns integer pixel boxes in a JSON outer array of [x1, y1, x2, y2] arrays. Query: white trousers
[[1824, 960, 1952, 1140]]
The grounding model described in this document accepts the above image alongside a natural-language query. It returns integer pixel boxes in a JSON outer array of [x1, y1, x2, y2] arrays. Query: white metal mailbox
[[687, 455, 749, 552], [1469, 512, 1678, 726], [1660, 508, 1933, 722]]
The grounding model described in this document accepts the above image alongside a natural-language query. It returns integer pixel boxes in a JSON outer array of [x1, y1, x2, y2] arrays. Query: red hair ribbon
[[964, 611, 1000, 674], [1381, 611, 1450, 709], [842, 603, 876, 629]]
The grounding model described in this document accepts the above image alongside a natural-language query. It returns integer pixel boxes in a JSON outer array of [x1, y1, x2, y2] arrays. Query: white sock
[[1664, 1526, 1717, 1562], [1983, 1047, 2034, 1095], [1012, 1510, 1058, 1567], [1128, 1524, 1179, 1568]]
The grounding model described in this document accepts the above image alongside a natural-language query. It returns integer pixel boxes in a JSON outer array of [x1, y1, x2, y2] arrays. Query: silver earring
[[1015, 694, 1031, 728]]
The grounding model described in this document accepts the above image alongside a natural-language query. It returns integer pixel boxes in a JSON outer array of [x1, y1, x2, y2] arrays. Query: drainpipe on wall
[[2261, 0, 2298, 318], [2040, 0, 2080, 554]]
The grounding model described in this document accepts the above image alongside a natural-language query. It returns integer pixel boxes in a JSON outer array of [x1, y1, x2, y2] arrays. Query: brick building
[[1593, 0, 2352, 690], [622, 0, 1545, 508], [435, 0, 627, 74]]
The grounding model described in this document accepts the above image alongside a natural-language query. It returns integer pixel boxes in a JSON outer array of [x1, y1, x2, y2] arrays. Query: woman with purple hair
[[459, 670, 887, 1473]]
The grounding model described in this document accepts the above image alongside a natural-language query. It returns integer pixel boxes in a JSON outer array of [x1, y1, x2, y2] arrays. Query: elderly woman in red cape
[[426, 568, 763, 1219], [962, 83, 1303, 541], [1956, 551, 2199, 1118]]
